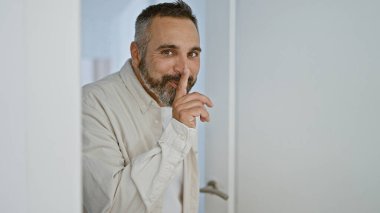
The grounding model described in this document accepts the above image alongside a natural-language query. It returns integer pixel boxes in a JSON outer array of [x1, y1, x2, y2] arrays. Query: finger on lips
[[175, 69, 190, 100], [173, 70, 213, 126]]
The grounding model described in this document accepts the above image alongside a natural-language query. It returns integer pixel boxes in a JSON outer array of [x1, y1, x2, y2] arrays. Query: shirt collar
[[119, 59, 159, 113]]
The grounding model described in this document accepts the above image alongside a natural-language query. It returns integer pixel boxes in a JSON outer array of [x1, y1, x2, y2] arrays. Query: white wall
[[0, 0, 81, 212], [0, 1, 28, 211], [204, 0, 233, 212], [236, 0, 380, 212]]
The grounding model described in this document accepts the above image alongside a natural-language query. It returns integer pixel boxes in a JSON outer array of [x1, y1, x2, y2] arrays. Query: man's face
[[138, 16, 201, 106]]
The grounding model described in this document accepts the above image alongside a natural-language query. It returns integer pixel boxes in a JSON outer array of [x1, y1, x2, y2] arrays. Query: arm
[[82, 101, 196, 213]]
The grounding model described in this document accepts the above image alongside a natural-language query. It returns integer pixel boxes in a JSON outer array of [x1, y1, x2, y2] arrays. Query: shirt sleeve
[[82, 101, 197, 213]]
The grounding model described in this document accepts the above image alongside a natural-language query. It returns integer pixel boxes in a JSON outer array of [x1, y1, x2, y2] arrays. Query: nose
[[174, 54, 189, 75]]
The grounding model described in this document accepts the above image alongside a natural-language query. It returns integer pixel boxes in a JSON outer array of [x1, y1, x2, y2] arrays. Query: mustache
[[161, 74, 195, 87]]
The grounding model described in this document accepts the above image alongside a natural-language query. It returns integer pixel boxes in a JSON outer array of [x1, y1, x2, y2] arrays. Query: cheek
[[144, 62, 171, 82], [150, 58, 175, 77], [189, 61, 200, 77]]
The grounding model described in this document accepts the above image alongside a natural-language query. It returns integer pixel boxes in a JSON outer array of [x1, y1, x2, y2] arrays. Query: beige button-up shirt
[[82, 60, 199, 213]]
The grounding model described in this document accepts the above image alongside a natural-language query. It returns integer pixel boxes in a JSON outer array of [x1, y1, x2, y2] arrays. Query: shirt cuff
[[158, 118, 197, 155]]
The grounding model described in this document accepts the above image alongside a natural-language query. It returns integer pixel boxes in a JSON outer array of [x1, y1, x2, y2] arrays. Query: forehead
[[148, 16, 200, 48]]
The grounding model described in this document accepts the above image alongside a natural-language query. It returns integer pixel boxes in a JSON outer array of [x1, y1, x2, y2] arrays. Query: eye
[[161, 49, 174, 56], [188, 51, 199, 58]]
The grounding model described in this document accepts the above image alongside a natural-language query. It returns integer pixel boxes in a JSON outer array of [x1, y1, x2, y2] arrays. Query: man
[[82, 1, 212, 213]]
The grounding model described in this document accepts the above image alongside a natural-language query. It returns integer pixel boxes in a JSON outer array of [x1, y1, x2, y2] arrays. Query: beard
[[138, 59, 196, 106]]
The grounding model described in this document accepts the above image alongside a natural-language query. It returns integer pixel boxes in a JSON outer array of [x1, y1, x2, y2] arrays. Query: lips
[[167, 80, 178, 88]]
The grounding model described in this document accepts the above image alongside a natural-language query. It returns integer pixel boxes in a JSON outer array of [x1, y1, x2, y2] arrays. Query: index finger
[[175, 70, 190, 100]]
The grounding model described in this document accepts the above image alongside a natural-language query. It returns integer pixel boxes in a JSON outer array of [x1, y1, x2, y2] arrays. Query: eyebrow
[[156, 44, 202, 52], [191, 47, 202, 52], [156, 44, 177, 51]]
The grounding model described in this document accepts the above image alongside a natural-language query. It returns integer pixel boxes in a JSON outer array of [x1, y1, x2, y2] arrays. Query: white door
[[204, 0, 380, 212], [0, 0, 81, 212], [203, 0, 236, 212]]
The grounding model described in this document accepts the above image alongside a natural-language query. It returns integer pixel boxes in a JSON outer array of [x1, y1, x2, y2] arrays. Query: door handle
[[200, 180, 229, 200]]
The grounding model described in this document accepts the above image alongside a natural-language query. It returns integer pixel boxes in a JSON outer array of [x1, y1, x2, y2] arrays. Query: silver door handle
[[200, 180, 229, 200]]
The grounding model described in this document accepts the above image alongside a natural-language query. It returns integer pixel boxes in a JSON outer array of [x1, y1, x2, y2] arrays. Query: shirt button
[[154, 120, 159, 124], [180, 135, 186, 140]]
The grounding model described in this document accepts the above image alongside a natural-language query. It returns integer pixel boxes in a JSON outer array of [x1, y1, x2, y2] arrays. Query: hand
[[172, 70, 213, 128]]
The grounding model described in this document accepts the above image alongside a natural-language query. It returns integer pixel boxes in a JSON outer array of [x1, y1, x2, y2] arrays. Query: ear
[[130, 42, 141, 68]]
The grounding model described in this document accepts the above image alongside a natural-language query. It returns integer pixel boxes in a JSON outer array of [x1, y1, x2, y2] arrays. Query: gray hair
[[134, 0, 198, 59]]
